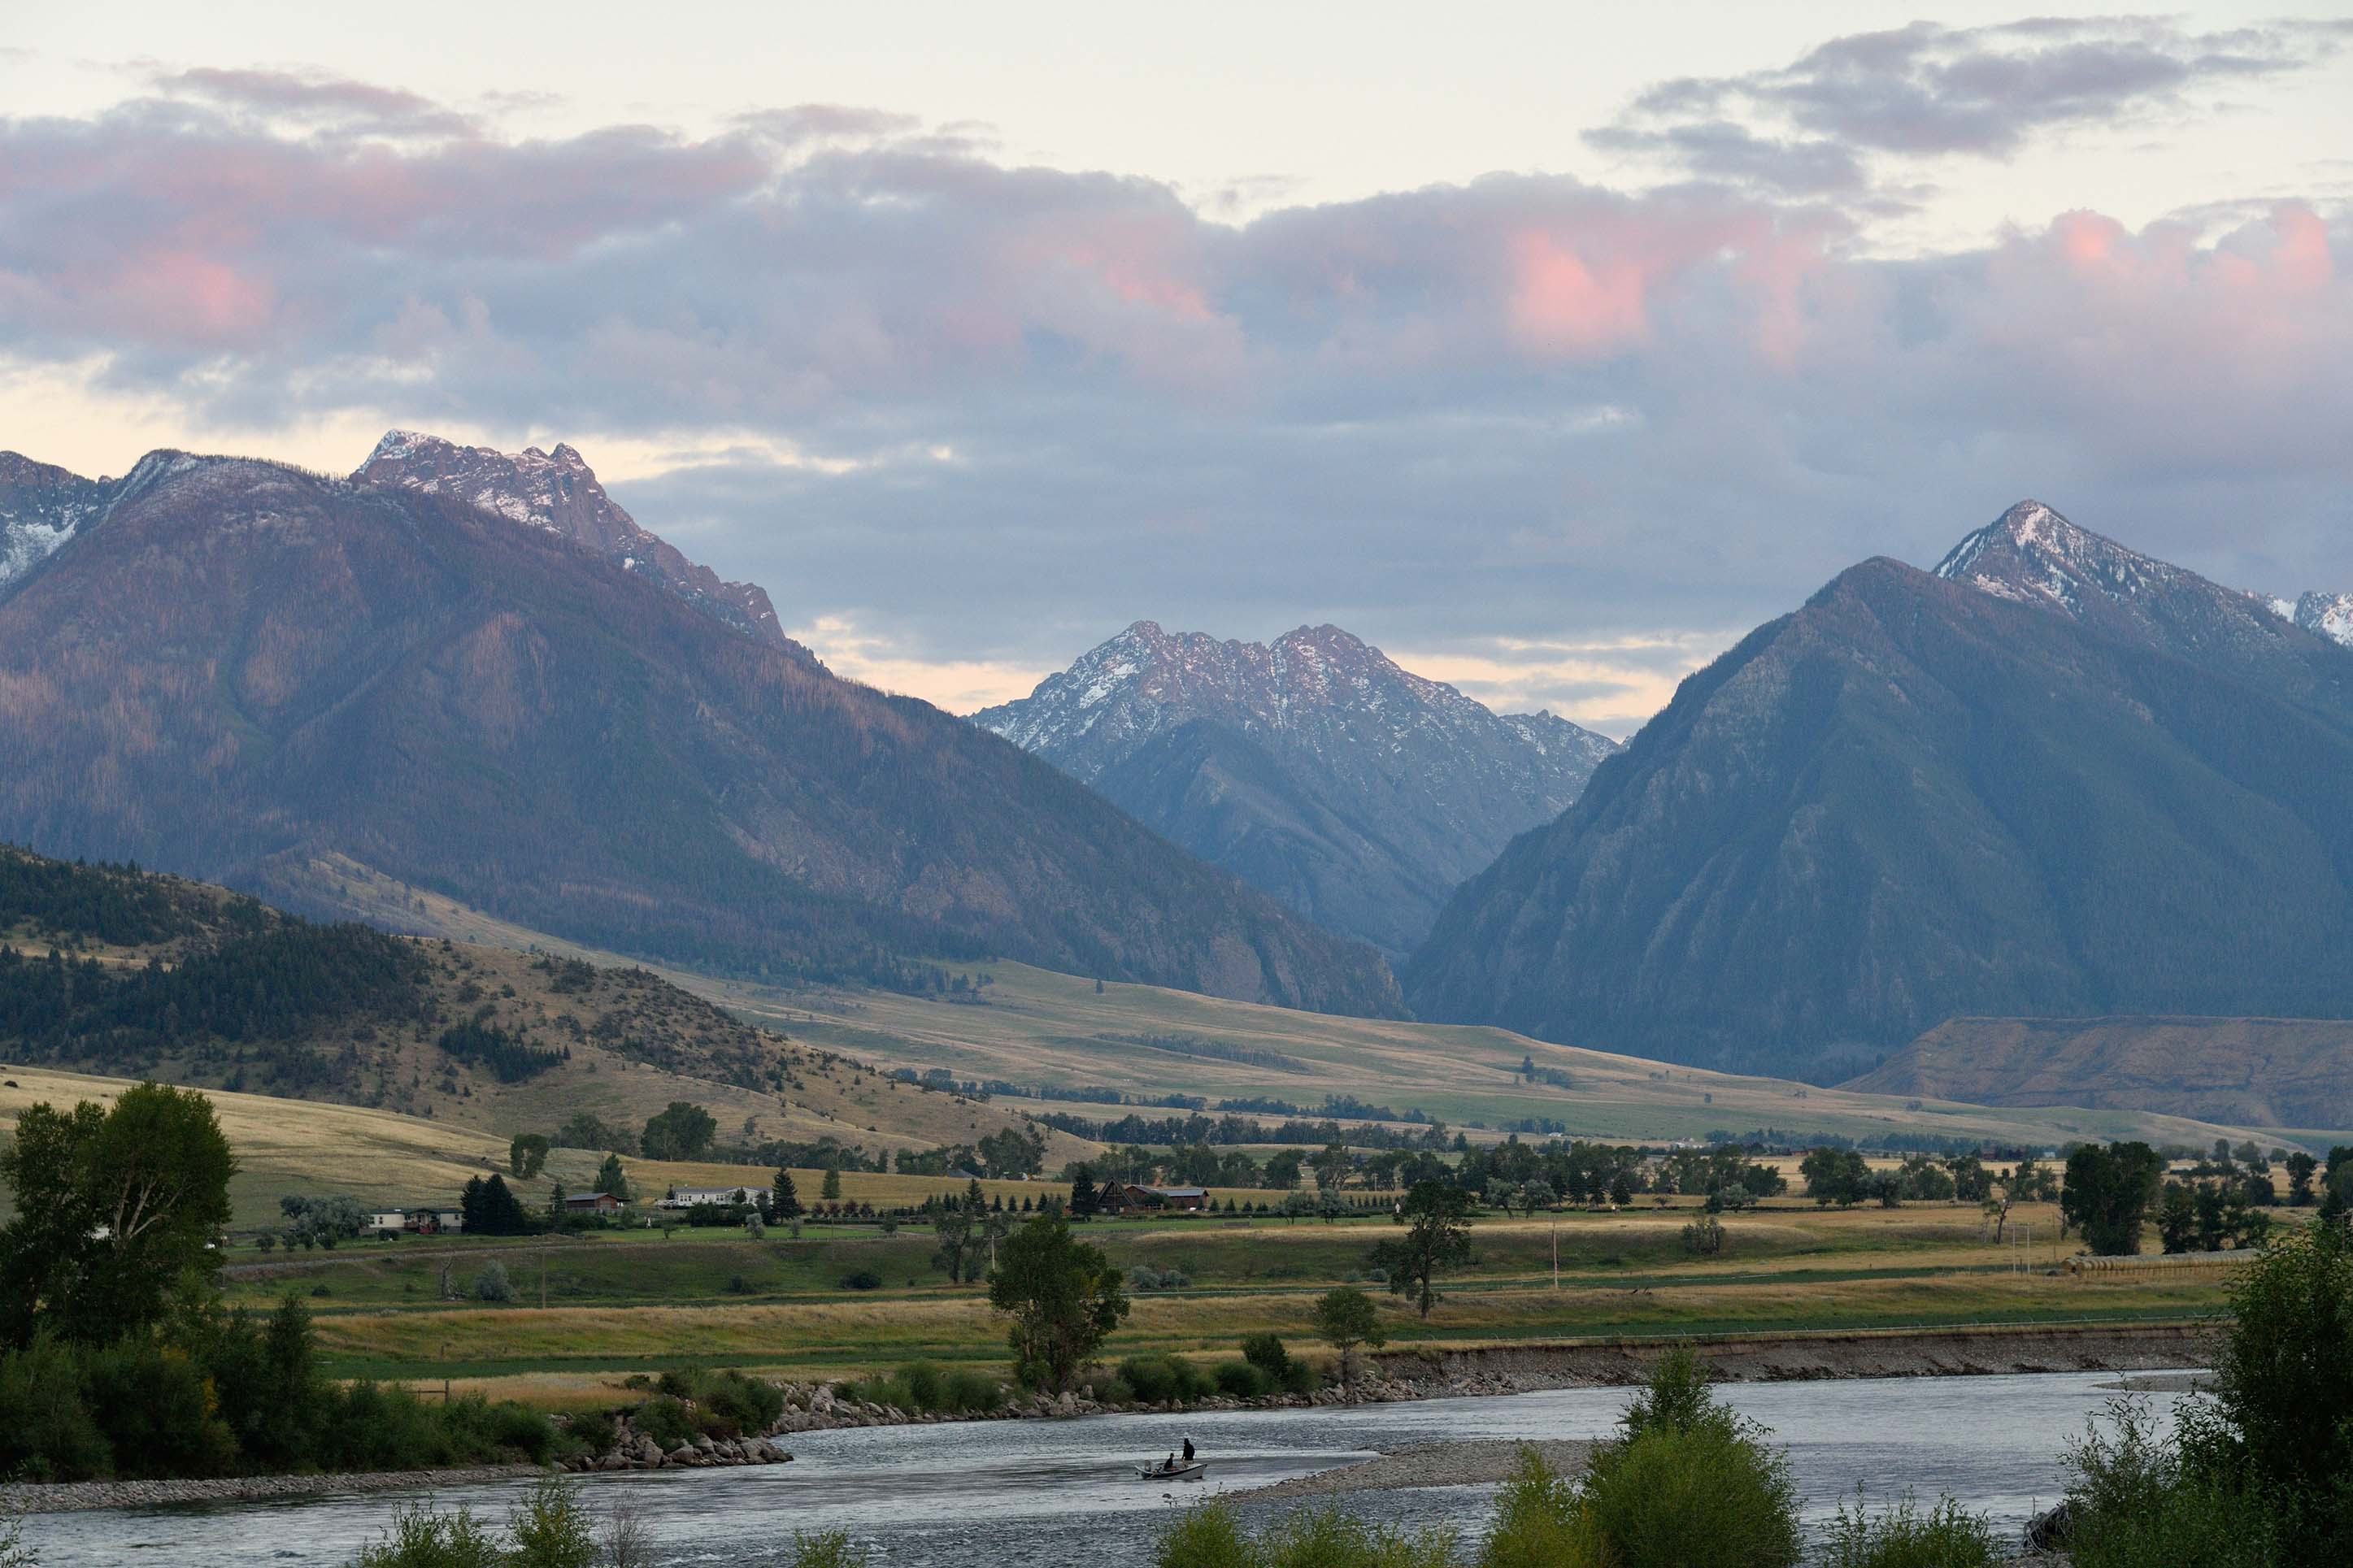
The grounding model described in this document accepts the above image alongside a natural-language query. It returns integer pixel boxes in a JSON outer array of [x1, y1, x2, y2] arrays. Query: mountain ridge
[[0, 440, 1401, 1018], [1407, 501, 2353, 1079], [975, 619, 1617, 953]]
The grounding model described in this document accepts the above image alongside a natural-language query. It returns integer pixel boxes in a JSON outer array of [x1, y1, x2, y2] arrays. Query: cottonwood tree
[[640, 1101, 716, 1162], [507, 1133, 550, 1179], [1313, 1284, 1386, 1396], [2061, 1142, 2165, 1256], [1369, 1180, 1475, 1319], [0, 1081, 235, 1346], [987, 1216, 1129, 1392]]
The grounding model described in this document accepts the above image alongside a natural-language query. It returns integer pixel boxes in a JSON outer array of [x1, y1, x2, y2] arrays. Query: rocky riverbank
[[0, 1464, 548, 1516]]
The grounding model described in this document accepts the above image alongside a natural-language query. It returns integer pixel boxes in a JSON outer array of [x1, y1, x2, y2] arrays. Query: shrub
[[1579, 1349, 1801, 1568], [631, 1394, 697, 1450], [0, 1338, 111, 1481], [1119, 1354, 1212, 1405], [839, 1270, 882, 1291], [566, 1409, 617, 1455], [1820, 1491, 2001, 1568], [352, 1502, 505, 1567], [1154, 1502, 1257, 1568], [1482, 1448, 1611, 1568], [1581, 1420, 1802, 1568], [1155, 1502, 1464, 1567], [2061, 1400, 2279, 1568], [1213, 1360, 1271, 1398], [941, 1368, 1003, 1413], [900, 1361, 945, 1410], [697, 1369, 785, 1434], [474, 1262, 514, 1303], [506, 1477, 600, 1568], [787, 1531, 870, 1568], [1240, 1332, 1292, 1380]]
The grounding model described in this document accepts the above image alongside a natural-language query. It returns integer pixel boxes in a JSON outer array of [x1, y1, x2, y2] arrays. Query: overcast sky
[[4, 3, 2350, 732]]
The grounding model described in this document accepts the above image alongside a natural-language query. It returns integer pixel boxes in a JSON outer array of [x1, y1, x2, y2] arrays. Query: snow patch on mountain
[[353, 431, 789, 649]]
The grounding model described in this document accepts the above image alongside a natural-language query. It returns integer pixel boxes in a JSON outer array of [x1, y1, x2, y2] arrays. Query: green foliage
[[1577, 1349, 1803, 1568], [989, 1215, 1129, 1392], [504, 1478, 600, 1568], [351, 1503, 507, 1568], [458, 1174, 533, 1236], [437, 1018, 563, 1084], [1151, 1501, 1463, 1567], [2063, 1143, 2165, 1255], [1819, 1492, 2001, 1568], [1367, 1180, 1474, 1318], [473, 1262, 514, 1303], [1214, 1359, 1271, 1397], [786, 1532, 871, 1568], [845, 1361, 1003, 1416], [594, 1153, 631, 1204], [1480, 1449, 1611, 1568], [508, 1134, 551, 1179], [2211, 1225, 2353, 1514], [0, 1081, 236, 1347], [2061, 1400, 2279, 1568], [631, 1393, 697, 1450], [1118, 1354, 1214, 1405], [642, 1101, 718, 1162]]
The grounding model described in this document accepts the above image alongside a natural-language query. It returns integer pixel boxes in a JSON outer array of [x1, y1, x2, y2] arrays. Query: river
[[21, 1370, 2194, 1566]]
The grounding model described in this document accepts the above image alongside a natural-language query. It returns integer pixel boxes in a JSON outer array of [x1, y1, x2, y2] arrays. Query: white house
[[655, 1186, 757, 1210]]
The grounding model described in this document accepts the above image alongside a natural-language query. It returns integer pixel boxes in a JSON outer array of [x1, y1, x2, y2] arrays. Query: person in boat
[[1182, 1437, 1196, 1464], [1161, 1452, 1178, 1473]]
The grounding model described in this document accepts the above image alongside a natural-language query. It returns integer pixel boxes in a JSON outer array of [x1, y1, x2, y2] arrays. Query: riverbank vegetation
[[0, 1084, 567, 1483]]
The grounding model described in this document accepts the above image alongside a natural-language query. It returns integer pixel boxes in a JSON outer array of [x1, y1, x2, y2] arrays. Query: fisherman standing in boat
[[1182, 1436, 1196, 1465]]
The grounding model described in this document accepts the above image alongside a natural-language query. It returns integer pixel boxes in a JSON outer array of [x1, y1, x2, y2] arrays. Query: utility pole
[[541, 1236, 548, 1309], [1552, 1221, 1559, 1290]]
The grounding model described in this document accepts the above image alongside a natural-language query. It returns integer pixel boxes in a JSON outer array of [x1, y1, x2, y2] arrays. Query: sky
[[3, 3, 2351, 733]]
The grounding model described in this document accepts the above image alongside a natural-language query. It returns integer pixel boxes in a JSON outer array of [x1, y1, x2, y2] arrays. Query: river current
[[24, 1370, 2194, 1566]]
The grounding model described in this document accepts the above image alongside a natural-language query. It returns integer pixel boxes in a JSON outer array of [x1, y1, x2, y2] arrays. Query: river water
[[23, 1370, 2194, 1566]]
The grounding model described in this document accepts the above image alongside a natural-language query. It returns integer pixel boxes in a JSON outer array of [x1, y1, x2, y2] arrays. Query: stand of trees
[[0, 1082, 564, 1482]]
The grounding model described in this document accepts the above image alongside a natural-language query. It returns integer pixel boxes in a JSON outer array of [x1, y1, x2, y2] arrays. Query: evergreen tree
[[820, 1166, 842, 1201], [772, 1167, 802, 1218], [594, 1153, 631, 1203]]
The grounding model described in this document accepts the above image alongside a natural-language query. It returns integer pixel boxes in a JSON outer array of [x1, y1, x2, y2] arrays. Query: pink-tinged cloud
[[1507, 232, 1652, 356]]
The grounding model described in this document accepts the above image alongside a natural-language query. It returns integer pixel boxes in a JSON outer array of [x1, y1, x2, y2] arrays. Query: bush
[[1579, 1350, 1802, 1568], [839, 1270, 882, 1291], [1820, 1491, 2001, 1568], [1240, 1332, 1291, 1379], [1153, 1501, 1464, 1567], [474, 1262, 514, 1303], [900, 1360, 944, 1410], [1214, 1360, 1271, 1398], [1482, 1448, 1611, 1568], [2061, 1400, 2279, 1568], [631, 1394, 697, 1450], [788, 1533, 870, 1568], [353, 1502, 506, 1567], [1120, 1354, 1212, 1405], [1581, 1420, 1802, 1568], [566, 1409, 617, 1455], [1125, 1266, 1191, 1290], [0, 1337, 111, 1481], [695, 1369, 785, 1436], [506, 1477, 600, 1568]]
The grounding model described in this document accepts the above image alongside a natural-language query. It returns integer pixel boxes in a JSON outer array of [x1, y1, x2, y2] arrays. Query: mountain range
[[0, 436, 1399, 1017], [1407, 501, 2353, 1083], [975, 621, 1617, 953]]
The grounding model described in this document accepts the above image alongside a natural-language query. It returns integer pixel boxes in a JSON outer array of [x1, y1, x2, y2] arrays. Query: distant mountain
[[0, 453, 108, 590], [975, 621, 1618, 953], [1407, 501, 2353, 1080], [0, 441, 1399, 1017], [1845, 1016, 2353, 1132], [354, 431, 789, 649], [2282, 591, 2353, 648]]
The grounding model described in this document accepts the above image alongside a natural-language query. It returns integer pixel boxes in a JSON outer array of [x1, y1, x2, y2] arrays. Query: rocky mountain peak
[[975, 621, 1620, 953], [2289, 590, 2353, 649], [353, 430, 788, 649], [1932, 499, 2176, 614]]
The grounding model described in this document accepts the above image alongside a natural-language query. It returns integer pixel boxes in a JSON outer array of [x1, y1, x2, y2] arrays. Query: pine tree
[[820, 1166, 842, 1201], [772, 1167, 802, 1218]]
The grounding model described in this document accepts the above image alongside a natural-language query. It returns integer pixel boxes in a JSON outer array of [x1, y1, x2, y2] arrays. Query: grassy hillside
[[679, 958, 2295, 1149], [0, 845, 1094, 1172], [1850, 1016, 2353, 1134]]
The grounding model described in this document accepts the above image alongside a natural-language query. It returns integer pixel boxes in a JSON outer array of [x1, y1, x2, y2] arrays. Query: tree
[[1312, 1285, 1385, 1396], [2062, 1142, 2165, 1256], [1311, 1143, 1353, 1193], [986, 1216, 1129, 1392], [460, 1174, 532, 1236], [2209, 1224, 2353, 1530], [2285, 1152, 2317, 1207], [2158, 1183, 2199, 1253], [821, 1167, 844, 1201], [1262, 1149, 1304, 1190], [640, 1101, 717, 1162], [771, 1167, 801, 1220], [554, 1112, 635, 1154], [1368, 1180, 1474, 1319], [595, 1154, 632, 1204], [976, 1126, 1046, 1180], [933, 1204, 981, 1284], [1800, 1147, 1871, 1207], [0, 1081, 236, 1346], [1068, 1166, 1098, 1219], [508, 1133, 550, 1180]]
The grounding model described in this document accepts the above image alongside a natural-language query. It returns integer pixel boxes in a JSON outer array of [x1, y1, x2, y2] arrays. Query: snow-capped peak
[[2290, 590, 2353, 649]]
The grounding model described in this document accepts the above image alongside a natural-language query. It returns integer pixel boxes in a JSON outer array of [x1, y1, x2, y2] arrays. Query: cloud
[[0, 76, 2348, 732], [1594, 18, 2350, 193], [153, 67, 478, 138]]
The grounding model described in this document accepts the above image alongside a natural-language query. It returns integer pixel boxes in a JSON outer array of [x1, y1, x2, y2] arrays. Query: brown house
[[1110, 1183, 1210, 1216], [563, 1192, 622, 1215]]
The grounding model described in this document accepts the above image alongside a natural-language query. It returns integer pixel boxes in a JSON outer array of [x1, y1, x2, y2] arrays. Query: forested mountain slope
[[1407, 503, 2353, 1081], [0, 443, 1398, 1016]]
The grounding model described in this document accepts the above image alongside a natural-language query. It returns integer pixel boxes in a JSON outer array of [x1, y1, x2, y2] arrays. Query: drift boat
[[1137, 1461, 1207, 1481]]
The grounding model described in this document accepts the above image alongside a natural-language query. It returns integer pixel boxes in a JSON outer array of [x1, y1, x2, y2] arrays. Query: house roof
[[1135, 1185, 1209, 1198]]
